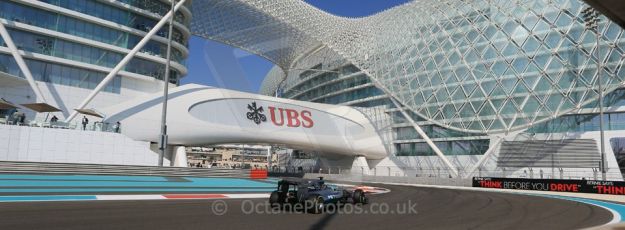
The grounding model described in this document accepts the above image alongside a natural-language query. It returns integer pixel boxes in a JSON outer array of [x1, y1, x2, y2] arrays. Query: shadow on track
[[309, 211, 338, 230]]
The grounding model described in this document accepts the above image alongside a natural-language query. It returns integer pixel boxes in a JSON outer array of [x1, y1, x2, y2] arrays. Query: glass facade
[[395, 125, 483, 140], [526, 89, 625, 133], [0, 0, 190, 92], [217, 0, 625, 162], [38, 0, 188, 45], [391, 109, 490, 156], [3, 28, 181, 79], [0, 1, 186, 62], [610, 138, 625, 173], [527, 112, 625, 133], [283, 64, 386, 106], [0, 54, 121, 93], [363, 0, 625, 134], [114, 0, 190, 25], [240, 0, 625, 135], [395, 140, 489, 156], [279, 61, 490, 156]]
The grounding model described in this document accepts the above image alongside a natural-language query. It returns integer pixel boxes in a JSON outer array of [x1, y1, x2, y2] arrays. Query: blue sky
[[180, 0, 412, 93]]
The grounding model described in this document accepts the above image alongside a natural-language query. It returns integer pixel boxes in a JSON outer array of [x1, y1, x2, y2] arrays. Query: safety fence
[[1, 119, 121, 134], [304, 173, 473, 187]]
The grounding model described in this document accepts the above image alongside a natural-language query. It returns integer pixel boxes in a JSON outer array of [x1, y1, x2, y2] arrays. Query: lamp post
[[582, 7, 606, 180], [158, 0, 176, 166]]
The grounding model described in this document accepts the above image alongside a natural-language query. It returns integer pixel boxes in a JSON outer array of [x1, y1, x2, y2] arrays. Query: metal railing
[[1, 118, 121, 134], [0, 161, 251, 178]]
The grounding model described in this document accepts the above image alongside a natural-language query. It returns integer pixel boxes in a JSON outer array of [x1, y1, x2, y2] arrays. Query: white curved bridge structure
[[100, 84, 388, 160]]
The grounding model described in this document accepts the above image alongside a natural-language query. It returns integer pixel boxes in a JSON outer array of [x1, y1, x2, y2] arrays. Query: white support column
[[0, 22, 47, 103], [352, 156, 371, 175], [171, 146, 188, 167], [65, 0, 187, 122], [388, 97, 459, 178], [464, 137, 503, 178]]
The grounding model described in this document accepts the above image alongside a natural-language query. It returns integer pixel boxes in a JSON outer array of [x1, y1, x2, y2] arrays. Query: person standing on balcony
[[14, 110, 25, 125], [114, 121, 121, 133], [82, 116, 89, 130]]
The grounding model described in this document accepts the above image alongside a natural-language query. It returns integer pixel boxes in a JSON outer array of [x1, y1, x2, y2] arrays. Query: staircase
[[497, 139, 601, 168]]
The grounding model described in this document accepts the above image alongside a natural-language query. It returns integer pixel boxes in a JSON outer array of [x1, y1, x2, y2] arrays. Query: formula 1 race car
[[268, 177, 368, 213]]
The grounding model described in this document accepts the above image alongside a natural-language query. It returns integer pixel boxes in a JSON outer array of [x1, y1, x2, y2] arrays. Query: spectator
[[114, 121, 121, 133], [50, 115, 59, 123], [81, 116, 89, 130], [7, 113, 14, 125], [14, 111, 26, 125], [520, 170, 528, 178], [11, 110, 19, 125]]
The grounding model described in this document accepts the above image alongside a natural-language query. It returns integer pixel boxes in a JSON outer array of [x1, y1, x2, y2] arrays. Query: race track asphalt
[[0, 183, 613, 230]]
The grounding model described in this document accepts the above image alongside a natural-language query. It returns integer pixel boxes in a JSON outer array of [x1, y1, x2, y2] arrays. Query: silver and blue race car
[[268, 177, 368, 213]]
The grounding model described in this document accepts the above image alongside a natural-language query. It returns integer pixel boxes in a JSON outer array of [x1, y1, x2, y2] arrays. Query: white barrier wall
[[0, 125, 166, 166]]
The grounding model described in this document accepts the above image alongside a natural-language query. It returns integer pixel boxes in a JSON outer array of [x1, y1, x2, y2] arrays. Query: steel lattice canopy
[[190, 0, 625, 134]]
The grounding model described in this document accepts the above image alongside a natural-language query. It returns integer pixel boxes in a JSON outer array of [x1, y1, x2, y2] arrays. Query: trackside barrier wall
[[305, 173, 472, 187], [305, 173, 625, 196], [473, 177, 625, 195], [268, 171, 305, 178], [250, 169, 268, 179]]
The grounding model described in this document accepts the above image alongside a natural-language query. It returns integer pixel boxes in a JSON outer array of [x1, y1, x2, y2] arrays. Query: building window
[[609, 138, 625, 175], [0, 53, 121, 93], [2, 28, 182, 81], [395, 140, 489, 156]]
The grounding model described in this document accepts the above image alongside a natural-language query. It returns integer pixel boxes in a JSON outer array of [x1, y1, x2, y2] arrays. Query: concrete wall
[[0, 124, 166, 166]]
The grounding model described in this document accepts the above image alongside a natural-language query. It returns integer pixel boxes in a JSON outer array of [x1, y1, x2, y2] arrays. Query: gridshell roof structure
[[190, 0, 625, 134]]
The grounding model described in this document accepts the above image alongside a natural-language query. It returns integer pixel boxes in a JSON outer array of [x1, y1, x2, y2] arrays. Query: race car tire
[[269, 191, 281, 207], [340, 190, 350, 204], [353, 189, 366, 204], [306, 195, 324, 214]]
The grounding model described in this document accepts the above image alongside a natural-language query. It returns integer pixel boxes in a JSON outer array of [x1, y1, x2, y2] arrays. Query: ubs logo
[[245, 102, 314, 128], [246, 102, 267, 125], [268, 106, 314, 128]]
